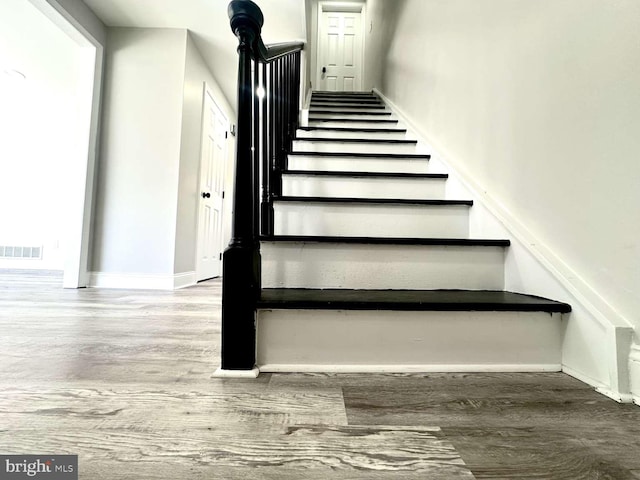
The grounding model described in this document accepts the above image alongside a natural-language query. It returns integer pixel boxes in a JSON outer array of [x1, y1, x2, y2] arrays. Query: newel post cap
[[228, 0, 264, 36]]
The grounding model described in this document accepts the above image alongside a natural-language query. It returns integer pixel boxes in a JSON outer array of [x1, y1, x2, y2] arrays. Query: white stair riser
[[261, 243, 505, 289], [308, 120, 399, 129], [282, 175, 446, 200], [296, 129, 409, 140], [292, 140, 420, 154], [274, 202, 469, 237], [310, 113, 396, 121], [288, 155, 432, 174], [257, 310, 563, 370]]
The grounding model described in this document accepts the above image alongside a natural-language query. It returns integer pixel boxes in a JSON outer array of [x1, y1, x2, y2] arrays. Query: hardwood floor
[[1, 269, 639, 479]]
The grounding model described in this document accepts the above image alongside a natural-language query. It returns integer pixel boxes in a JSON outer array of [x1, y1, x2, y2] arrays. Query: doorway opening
[[0, 0, 101, 288]]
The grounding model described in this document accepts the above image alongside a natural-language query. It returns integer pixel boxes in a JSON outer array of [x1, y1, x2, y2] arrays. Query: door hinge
[[222, 191, 225, 199], [219, 253, 222, 260], [225, 131, 228, 139]]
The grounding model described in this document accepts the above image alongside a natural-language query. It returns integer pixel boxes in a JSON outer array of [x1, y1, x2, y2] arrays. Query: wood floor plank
[[0, 385, 348, 429], [0, 426, 475, 479]]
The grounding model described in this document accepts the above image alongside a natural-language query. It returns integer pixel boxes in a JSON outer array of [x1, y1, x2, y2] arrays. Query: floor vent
[[0, 246, 43, 259]]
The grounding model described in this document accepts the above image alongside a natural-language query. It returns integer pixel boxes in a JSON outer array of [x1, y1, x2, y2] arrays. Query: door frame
[[315, 1, 367, 92], [194, 82, 228, 281], [27, 0, 103, 288]]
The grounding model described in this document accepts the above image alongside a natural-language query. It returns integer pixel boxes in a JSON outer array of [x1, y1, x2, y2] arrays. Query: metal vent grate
[[0, 246, 43, 259]]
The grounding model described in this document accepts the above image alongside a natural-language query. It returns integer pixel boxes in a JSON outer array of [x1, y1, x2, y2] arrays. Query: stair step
[[258, 289, 570, 312], [297, 127, 408, 140], [262, 235, 509, 247], [262, 240, 506, 289], [310, 100, 386, 110], [273, 198, 470, 238], [308, 118, 399, 125], [310, 110, 392, 116], [289, 151, 429, 159], [292, 139, 420, 155], [294, 138, 416, 144], [310, 101, 383, 107], [256, 289, 566, 371], [299, 126, 407, 133], [283, 170, 446, 179], [288, 154, 432, 174], [282, 170, 447, 199], [313, 91, 376, 96], [275, 196, 471, 206]]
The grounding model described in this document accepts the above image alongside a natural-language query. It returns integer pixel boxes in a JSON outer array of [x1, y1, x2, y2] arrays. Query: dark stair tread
[[261, 235, 510, 247], [311, 110, 392, 116], [258, 289, 571, 313], [289, 151, 430, 159], [294, 137, 417, 145], [283, 170, 447, 179], [299, 126, 407, 133], [308, 118, 398, 123], [311, 103, 385, 108], [310, 97, 385, 106], [274, 196, 473, 206], [313, 91, 375, 95]]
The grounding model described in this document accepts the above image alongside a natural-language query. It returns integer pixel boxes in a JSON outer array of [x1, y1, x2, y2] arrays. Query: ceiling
[[82, 0, 307, 107]]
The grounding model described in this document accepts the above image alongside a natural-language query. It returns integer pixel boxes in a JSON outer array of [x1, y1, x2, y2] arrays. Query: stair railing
[[222, 0, 303, 370]]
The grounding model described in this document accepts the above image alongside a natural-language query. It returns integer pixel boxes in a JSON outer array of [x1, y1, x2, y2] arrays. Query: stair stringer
[[374, 88, 634, 403]]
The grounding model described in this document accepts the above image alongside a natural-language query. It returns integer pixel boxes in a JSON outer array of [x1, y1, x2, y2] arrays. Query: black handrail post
[[222, 0, 264, 370]]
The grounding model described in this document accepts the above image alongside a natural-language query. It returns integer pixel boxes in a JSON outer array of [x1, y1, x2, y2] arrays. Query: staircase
[[255, 90, 571, 372]]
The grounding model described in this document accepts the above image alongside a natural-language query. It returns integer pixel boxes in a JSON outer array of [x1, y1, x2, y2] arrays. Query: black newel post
[[221, 0, 264, 370]]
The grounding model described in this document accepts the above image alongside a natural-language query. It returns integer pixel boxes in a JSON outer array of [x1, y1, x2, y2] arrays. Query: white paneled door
[[196, 89, 227, 281], [318, 10, 363, 91]]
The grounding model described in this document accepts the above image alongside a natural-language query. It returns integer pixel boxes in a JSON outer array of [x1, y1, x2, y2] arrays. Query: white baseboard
[[373, 87, 635, 400], [88, 271, 197, 290], [630, 345, 640, 405], [259, 364, 562, 373], [212, 367, 260, 378]]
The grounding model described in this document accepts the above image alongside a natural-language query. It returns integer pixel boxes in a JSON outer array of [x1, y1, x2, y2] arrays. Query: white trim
[[212, 367, 260, 378], [630, 345, 640, 406], [374, 87, 635, 399], [259, 364, 562, 373], [88, 272, 197, 290], [562, 364, 633, 404], [28, 0, 104, 289], [316, 1, 367, 91]]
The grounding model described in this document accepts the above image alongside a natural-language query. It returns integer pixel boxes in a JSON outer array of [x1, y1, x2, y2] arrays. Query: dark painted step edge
[[308, 118, 398, 123], [311, 111, 392, 116], [261, 235, 509, 247], [311, 100, 384, 104], [257, 289, 571, 313], [283, 170, 447, 179], [299, 126, 407, 133], [274, 195, 473, 206], [294, 137, 417, 144], [289, 151, 430, 159], [313, 90, 375, 95]]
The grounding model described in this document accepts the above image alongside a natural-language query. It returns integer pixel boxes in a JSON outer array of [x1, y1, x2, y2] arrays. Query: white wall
[[174, 33, 236, 275], [92, 28, 186, 277], [0, 0, 85, 270], [91, 27, 237, 288], [367, 0, 640, 397]]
